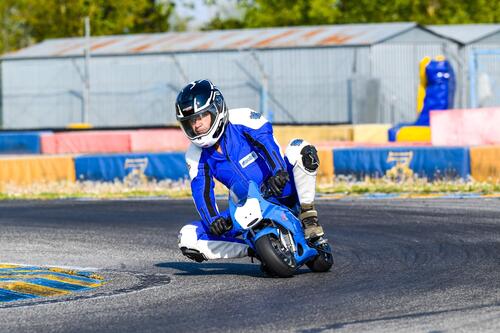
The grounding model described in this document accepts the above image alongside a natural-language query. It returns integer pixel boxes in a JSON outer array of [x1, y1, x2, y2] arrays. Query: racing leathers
[[178, 108, 320, 261]]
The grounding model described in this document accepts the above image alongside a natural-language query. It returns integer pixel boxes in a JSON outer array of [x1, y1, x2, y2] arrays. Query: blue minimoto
[[229, 181, 333, 277]]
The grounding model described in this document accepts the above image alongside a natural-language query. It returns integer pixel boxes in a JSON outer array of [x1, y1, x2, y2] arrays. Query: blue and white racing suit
[[178, 108, 318, 259]]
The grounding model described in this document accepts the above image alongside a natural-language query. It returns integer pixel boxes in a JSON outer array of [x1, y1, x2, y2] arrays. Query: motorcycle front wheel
[[255, 234, 296, 278], [306, 242, 334, 272]]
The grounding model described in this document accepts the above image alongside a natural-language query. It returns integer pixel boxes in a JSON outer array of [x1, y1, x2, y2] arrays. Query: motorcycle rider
[[177, 79, 324, 263]]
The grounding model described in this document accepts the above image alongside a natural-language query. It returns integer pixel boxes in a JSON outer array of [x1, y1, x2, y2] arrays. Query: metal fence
[[0, 41, 472, 129], [469, 47, 500, 108]]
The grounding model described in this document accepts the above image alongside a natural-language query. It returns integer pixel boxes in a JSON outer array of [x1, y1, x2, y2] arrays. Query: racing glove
[[209, 216, 233, 236], [266, 170, 290, 197]]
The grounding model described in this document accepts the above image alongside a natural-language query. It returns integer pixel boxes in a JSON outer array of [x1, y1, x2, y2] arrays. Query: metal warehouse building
[[0, 22, 464, 129], [427, 24, 500, 108]]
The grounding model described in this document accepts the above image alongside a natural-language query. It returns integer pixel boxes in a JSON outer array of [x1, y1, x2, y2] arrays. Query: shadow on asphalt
[[155, 261, 264, 277], [155, 261, 312, 278]]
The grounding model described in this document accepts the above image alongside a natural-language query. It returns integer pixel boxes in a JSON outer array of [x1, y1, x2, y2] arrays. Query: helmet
[[175, 79, 228, 148]]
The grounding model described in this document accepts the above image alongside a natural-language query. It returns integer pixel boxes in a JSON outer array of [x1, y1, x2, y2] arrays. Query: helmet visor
[[179, 104, 217, 139]]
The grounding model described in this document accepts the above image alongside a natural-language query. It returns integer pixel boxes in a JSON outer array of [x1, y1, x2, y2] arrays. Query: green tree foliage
[[0, 0, 175, 54], [204, 0, 500, 30]]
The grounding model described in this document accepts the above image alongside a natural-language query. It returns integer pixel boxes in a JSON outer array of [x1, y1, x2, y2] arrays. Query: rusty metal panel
[[4, 23, 424, 59]]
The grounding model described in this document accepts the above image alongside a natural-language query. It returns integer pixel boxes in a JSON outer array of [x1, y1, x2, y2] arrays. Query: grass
[[318, 177, 500, 196], [0, 177, 499, 200]]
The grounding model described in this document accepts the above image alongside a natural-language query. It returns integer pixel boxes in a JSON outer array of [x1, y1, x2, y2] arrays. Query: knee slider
[[178, 224, 199, 249], [300, 145, 320, 172]]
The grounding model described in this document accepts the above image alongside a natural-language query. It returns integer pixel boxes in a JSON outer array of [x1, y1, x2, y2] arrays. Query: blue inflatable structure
[[389, 56, 455, 141]]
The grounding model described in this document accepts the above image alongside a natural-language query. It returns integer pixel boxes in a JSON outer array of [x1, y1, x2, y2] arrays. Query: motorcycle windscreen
[[229, 182, 249, 207]]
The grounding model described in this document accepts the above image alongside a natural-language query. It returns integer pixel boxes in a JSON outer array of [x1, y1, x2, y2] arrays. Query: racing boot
[[180, 247, 207, 263], [299, 203, 324, 240]]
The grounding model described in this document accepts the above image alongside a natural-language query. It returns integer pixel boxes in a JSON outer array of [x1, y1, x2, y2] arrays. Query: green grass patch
[[318, 177, 500, 196], [0, 177, 498, 200]]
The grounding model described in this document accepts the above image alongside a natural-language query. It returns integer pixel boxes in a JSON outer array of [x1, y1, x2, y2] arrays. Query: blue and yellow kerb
[[0, 264, 106, 302]]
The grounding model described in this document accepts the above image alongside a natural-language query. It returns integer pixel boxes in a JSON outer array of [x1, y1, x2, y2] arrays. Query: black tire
[[306, 243, 334, 273], [255, 234, 296, 278]]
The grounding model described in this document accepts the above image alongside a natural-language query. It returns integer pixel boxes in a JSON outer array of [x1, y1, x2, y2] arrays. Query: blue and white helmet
[[175, 79, 228, 148]]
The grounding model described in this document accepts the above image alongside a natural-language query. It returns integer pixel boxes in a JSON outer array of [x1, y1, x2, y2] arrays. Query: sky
[[173, 0, 241, 30]]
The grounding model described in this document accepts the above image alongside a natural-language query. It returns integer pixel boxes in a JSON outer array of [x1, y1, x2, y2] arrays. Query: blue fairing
[[230, 181, 318, 266]]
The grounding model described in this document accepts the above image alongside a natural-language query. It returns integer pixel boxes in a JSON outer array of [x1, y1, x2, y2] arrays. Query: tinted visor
[[179, 104, 217, 139]]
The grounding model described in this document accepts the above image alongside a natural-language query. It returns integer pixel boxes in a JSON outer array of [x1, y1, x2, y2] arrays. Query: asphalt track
[[0, 197, 499, 332]]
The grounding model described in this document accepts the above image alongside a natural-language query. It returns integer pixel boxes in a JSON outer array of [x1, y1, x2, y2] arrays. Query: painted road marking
[[0, 264, 106, 303], [0, 281, 70, 297]]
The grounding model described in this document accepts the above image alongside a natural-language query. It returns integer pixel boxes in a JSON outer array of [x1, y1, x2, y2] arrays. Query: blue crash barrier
[[74, 152, 188, 181], [0, 132, 47, 154], [333, 146, 470, 180]]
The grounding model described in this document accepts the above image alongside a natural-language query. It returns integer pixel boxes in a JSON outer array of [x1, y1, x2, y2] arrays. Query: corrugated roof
[[427, 24, 500, 44], [3, 22, 423, 59]]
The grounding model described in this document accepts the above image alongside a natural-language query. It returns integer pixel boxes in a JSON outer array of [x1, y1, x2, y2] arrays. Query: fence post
[[468, 49, 477, 108], [83, 16, 91, 124], [0, 59, 2, 128]]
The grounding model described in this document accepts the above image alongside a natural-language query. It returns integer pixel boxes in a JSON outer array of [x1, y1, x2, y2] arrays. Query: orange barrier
[[317, 149, 334, 184], [431, 108, 500, 146], [470, 146, 500, 181], [41, 131, 132, 154], [0, 155, 75, 186], [130, 129, 190, 152]]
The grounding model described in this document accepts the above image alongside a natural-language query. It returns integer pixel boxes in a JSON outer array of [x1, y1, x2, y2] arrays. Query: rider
[[177, 79, 324, 263]]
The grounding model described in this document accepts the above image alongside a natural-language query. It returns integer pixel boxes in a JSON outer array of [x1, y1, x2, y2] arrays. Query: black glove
[[209, 216, 233, 236], [266, 170, 290, 196]]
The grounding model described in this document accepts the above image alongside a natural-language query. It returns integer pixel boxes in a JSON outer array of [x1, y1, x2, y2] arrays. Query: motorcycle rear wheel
[[255, 234, 296, 278], [306, 242, 334, 272]]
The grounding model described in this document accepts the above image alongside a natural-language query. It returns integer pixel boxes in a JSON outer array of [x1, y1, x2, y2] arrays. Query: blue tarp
[[74, 152, 188, 181], [333, 147, 470, 180], [0, 132, 46, 154]]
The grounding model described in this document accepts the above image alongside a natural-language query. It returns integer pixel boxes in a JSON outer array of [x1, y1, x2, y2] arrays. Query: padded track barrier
[[396, 126, 431, 143], [352, 124, 391, 143], [41, 131, 132, 154], [74, 152, 188, 182], [470, 146, 500, 181], [431, 108, 500, 146], [333, 146, 470, 180], [0, 132, 45, 154], [274, 125, 353, 149], [0, 155, 76, 185], [130, 129, 190, 152]]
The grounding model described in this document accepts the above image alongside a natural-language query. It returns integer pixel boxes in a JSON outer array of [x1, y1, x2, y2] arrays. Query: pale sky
[[173, 0, 241, 30]]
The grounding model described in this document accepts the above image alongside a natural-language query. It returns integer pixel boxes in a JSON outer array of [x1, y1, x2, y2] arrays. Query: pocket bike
[[229, 181, 333, 277]]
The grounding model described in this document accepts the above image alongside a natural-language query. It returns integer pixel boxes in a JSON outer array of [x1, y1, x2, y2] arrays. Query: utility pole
[[83, 16, 91, 124], [249, 51, 270, 122]]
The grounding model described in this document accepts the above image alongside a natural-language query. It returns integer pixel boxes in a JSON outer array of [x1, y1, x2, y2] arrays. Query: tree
[[0, 0, 31, 54], [0, 0, 176, 54], [202, 0, 500, 29]]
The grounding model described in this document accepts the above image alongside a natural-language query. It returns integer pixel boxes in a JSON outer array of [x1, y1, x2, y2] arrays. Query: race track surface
[[0, 198, 499, 332]]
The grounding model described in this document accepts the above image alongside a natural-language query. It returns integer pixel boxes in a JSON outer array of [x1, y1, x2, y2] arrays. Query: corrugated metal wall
[[372, 42, 461, 124], [465, 43, 500, 108], [1, 42, 464, 129]]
